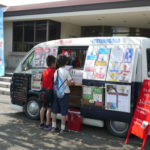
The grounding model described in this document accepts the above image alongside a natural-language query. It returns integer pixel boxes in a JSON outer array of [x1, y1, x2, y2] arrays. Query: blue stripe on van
[[81, 79, 142, 123]]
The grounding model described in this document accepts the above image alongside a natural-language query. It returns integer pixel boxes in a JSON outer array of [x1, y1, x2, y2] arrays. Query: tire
[[24, 96, 41, 120], [106, 120, 129, 138]]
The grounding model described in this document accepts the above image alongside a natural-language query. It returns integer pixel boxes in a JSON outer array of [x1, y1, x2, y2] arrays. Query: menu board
[[33, 47, 57, 67], [12, 74, 30, 104], [82, 86, 103, 107], [106, 47, 134, 82], [105, 84, 131, 113], [83, 47, 110, 81], [31, 70, 43, 91]]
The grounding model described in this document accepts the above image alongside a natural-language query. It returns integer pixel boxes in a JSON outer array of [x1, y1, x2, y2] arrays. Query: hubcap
[[110, 121, 129, 133], [27, 100, 39, 117]]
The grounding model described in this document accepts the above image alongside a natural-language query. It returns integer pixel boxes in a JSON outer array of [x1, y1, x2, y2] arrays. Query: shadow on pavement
[[0, 112, 149, 150]]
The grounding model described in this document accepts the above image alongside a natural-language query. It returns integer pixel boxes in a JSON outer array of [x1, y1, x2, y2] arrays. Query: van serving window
[[58, 46, 88, 68], [146, 49, 150, 77]]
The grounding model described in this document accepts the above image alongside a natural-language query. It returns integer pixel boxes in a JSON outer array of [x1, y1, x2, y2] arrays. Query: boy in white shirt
[[52, 54, 74, 133]]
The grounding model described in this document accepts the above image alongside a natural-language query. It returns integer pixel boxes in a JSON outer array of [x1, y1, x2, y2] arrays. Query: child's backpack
[[54, 70, 67, 98]]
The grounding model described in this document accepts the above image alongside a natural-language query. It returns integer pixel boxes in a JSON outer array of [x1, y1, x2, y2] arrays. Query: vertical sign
[[125, 80, 150, 150], [0, 8, 4, 76]]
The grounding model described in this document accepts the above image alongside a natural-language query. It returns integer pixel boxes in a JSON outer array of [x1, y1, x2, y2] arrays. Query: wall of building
[[4, 22, 26, 70], [61, 22, 81, 38], [4, 22, 12, 69]]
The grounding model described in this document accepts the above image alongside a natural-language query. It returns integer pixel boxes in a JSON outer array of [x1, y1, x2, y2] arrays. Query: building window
[[13, 20, 61, 52], [49, 20, 61, 40], [35, 20, 46, 42], [104, 26, 112, 36], [81, 26, 102, 37], [13, 22, 23, 52], [140, 28, 150, 38], [129, 28, 136, 36], [81, 26, 112, 37], [24, 21, 34, 52]]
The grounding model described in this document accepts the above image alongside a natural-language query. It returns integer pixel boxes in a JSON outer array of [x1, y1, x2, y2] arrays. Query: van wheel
[[24, 96, 41, 120], [106, 120, 129, 137]]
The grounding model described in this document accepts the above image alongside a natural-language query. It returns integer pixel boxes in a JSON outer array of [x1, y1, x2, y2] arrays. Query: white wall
[[61, 22, 81, 38], [4, 22, 13, 69]]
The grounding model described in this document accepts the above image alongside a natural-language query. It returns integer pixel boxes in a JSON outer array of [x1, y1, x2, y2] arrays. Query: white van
[[10, 37, 150, 137]]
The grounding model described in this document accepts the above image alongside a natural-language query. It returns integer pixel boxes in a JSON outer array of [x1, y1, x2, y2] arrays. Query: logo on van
[[54, 39, 72, 44], [91, 38, 120, 44]]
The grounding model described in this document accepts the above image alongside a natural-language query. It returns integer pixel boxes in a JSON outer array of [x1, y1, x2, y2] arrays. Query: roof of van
[[34, 37, 149, 48]]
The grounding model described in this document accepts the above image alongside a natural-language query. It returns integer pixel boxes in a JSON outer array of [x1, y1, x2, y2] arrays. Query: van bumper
[[10, 104, 24, 112], [56, 113, 104, 128]]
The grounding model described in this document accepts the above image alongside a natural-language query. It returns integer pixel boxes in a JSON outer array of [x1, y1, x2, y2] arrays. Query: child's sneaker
[[59, 129, 68, 134], [44, 125, 52, 131], [51, 127, 59, 133], [39, 123, 45, 129]]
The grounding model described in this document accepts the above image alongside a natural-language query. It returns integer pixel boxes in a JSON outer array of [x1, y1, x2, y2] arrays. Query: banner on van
[[0, 8, 4, 76]]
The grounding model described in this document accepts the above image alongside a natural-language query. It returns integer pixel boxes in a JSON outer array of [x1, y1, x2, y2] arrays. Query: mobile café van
[[10, 37, 150, 137]]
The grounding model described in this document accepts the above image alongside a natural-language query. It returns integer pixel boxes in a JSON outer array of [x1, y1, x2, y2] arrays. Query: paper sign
[[105, 84, 131, 112], [82, 86, 103, 107], [83, 46, 110, 81], [111, 47, 124, 62], [124, 48, 133, 63], [33, 47, 57, 67], [31, 70, 43, 91], [106, 46, 134, 83]]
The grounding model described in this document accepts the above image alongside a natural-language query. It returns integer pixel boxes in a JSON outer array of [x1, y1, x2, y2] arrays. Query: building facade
[[3, 0, 150, 69]]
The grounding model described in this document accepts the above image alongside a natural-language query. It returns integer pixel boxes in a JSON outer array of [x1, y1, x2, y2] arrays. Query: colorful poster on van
[[0, 8, 4, 76], [83, 47, 110, 81], [105, 84, 131, 113], [106, 47, 134, 83], [82, 86, 103, 106], [31, 70, 43, 91], [33, 47, 57, 67]]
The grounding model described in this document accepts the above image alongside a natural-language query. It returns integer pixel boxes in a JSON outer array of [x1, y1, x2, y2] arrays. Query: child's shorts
[[52, 94, 69, 116], [41, 89, 53, 109]]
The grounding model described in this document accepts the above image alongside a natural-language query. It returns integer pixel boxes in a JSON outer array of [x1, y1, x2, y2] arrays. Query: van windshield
[[22, 51, 35, 71]]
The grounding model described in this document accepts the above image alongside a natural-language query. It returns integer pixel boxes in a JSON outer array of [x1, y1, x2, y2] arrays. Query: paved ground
[[0, 95, 150, 150]]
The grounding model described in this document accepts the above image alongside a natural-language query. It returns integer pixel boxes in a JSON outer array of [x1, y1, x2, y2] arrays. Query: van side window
[[22, 52, 34, 71], [146, 49, 150, 77], [58, 46, 88, 68]]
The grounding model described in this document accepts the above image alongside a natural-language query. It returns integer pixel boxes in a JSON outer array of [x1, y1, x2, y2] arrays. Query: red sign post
[[125, 80, 150, 150]]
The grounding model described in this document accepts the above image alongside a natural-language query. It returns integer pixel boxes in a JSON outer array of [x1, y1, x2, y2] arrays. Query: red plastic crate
[[67, 109, 82, 132]]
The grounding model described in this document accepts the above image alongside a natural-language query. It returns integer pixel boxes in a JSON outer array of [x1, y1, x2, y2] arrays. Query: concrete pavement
[[0, 95, 150, 150]]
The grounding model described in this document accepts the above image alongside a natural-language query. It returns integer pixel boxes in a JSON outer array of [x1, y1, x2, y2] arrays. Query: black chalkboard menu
[[11, 73, 31, 105]]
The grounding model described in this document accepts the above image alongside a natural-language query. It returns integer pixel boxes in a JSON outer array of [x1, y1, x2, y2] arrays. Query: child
[[52, 54, 74, 133], [39, 55, 56, 130]]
